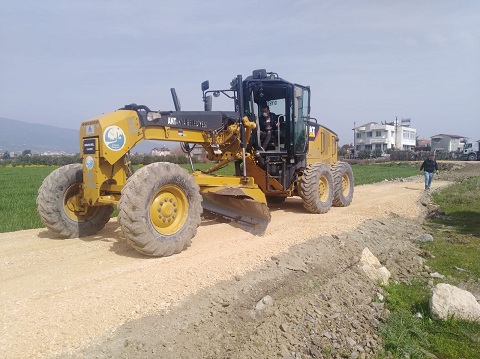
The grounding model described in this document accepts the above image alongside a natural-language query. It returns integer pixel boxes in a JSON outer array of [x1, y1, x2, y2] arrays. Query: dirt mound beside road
[[1, 162, 478, 359]]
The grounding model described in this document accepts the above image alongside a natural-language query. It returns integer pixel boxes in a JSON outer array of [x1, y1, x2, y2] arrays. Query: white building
[[151, 146, 171, 156], [354, 121, 416, 154]]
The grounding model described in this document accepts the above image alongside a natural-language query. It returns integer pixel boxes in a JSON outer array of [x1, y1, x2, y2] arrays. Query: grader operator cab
[[37, 69, 354, 257]]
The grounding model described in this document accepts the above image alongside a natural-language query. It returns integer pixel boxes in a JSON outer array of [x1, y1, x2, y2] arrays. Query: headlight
[[147, 111, 161, 122]]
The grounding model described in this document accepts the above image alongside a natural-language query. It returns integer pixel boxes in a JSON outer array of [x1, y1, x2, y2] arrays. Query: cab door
[[293, 85, 310, 155]]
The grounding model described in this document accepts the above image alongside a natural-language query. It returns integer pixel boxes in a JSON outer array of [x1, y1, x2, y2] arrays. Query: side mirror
[[201, 80, 209, 92], [204, 95, 212, 111]]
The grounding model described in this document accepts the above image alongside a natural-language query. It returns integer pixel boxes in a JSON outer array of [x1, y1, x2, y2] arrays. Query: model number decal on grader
[[167, 117, 207, 128]]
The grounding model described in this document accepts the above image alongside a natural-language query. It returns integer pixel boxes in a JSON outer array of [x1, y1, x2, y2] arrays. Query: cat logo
[[309, 125, 316, 138]]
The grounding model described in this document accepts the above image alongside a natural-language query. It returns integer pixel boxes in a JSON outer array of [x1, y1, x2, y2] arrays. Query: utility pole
[[353, 121, 356, 159], [394, 116, 399, 150]]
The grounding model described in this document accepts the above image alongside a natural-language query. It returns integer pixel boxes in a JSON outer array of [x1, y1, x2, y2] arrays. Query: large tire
[[300, 163, 334, 214], [36, 164, 113, 238], [118, 162, 202, 257], [468, 153, 477, 161], [331, 161, 354, 207]]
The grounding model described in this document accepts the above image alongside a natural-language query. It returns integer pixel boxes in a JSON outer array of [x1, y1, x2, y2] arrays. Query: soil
[[1, 161, 479, 359]]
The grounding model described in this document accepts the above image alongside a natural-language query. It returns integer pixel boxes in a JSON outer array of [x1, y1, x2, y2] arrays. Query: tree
[[2, 151, 10, 159], [22, 149, 32, 156]]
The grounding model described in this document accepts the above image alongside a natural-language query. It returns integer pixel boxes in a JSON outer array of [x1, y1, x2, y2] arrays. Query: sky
[[1, 0, 479, 145]]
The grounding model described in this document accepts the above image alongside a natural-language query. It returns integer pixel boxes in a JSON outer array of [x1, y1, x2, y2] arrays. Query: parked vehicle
[[463, 141, 480, 161]]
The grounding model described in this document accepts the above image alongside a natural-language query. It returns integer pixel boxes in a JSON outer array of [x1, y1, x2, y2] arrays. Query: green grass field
[[0, 166, 55, 232], [350, 162, 417, 185], [0, 162, 416, 233]]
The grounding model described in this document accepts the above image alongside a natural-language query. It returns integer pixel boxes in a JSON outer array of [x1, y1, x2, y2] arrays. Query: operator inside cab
[[258, 104, 279, 151]]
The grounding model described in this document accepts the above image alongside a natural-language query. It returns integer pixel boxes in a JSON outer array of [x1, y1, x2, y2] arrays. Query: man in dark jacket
[[259, 104, 279, 150], [419, 153, 439, 190]]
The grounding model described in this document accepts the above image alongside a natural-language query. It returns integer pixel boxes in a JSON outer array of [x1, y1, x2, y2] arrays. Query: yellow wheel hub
[[318, 176, 330, 202], [150, 185, 188, 235], [64, 184, 98, 222], [341, 173, 351, 196]]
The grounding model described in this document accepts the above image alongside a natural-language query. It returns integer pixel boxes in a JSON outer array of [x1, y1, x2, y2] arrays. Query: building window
[[365, 145, 372, 150], [356, 133, 361, 139], [376, 131, 382, 137], [367, 132, 372, 138], [375, 144, 382, 149], [356, 145, 361, 151]]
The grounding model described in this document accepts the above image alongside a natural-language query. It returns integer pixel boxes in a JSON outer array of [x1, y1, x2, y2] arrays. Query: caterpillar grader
[[37, 69, 354, 257]]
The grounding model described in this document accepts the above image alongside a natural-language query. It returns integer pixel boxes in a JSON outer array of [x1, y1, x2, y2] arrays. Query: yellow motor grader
[[37, 69, 354, 256]]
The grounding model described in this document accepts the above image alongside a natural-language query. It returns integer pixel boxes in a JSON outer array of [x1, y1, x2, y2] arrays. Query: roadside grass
[[379, 177, 480, 358]]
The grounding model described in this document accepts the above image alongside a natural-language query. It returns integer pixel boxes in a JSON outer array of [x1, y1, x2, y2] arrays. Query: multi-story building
[[354, 122, 416, 154], [151, 146, 171, 156], [430, 134, 465, 153]]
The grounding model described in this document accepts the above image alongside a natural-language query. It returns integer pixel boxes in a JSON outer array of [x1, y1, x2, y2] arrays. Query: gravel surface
[[1, 161, 479, 359]]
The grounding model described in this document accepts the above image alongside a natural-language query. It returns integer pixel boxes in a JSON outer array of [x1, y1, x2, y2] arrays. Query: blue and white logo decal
[[85, 156, 94, 170], [103, 125, 125, 151]]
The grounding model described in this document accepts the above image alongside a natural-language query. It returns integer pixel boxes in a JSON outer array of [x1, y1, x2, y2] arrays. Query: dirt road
[[0, 166, 476, 358]]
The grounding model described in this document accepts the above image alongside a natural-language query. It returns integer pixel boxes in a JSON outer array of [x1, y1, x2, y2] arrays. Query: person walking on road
[[419, 153, 439, 190]]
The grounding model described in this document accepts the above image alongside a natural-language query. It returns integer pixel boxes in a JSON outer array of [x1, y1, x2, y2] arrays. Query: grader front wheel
[[36, 164, 113, 238], [300, 163, 334, 214], [118, 162, 203, 257]]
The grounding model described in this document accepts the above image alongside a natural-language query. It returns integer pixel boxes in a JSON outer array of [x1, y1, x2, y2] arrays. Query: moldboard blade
[[200, 192, 270, 235]]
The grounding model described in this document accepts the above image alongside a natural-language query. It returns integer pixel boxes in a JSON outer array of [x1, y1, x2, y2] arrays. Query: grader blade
[[193, 172, 270, 234], [201, 191, 270, 235]]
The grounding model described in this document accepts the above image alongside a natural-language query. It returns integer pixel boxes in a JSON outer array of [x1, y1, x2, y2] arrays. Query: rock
[[311, 337, 322, 346], [415, 233, 434, 242], [346, 336, 357, 347], [430, 272, 445, 279], [430, 283, 480, 321], [304, 314, 315, 323], [360, 247, 381, 267], [280, 323, 289, 332], [322, 331, 332, 339], [280, 345, 291, 358], [255, 295, 273, 311], [359, 248, 390, 285], [309, 347, 322, 358]]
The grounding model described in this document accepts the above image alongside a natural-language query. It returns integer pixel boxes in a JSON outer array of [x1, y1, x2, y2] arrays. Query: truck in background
[[463, 140, 480, 161]]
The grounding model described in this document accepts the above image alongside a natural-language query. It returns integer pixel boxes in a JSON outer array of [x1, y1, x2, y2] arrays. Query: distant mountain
[[0, 117, 169, 154], [0, 117, 79, 154]]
